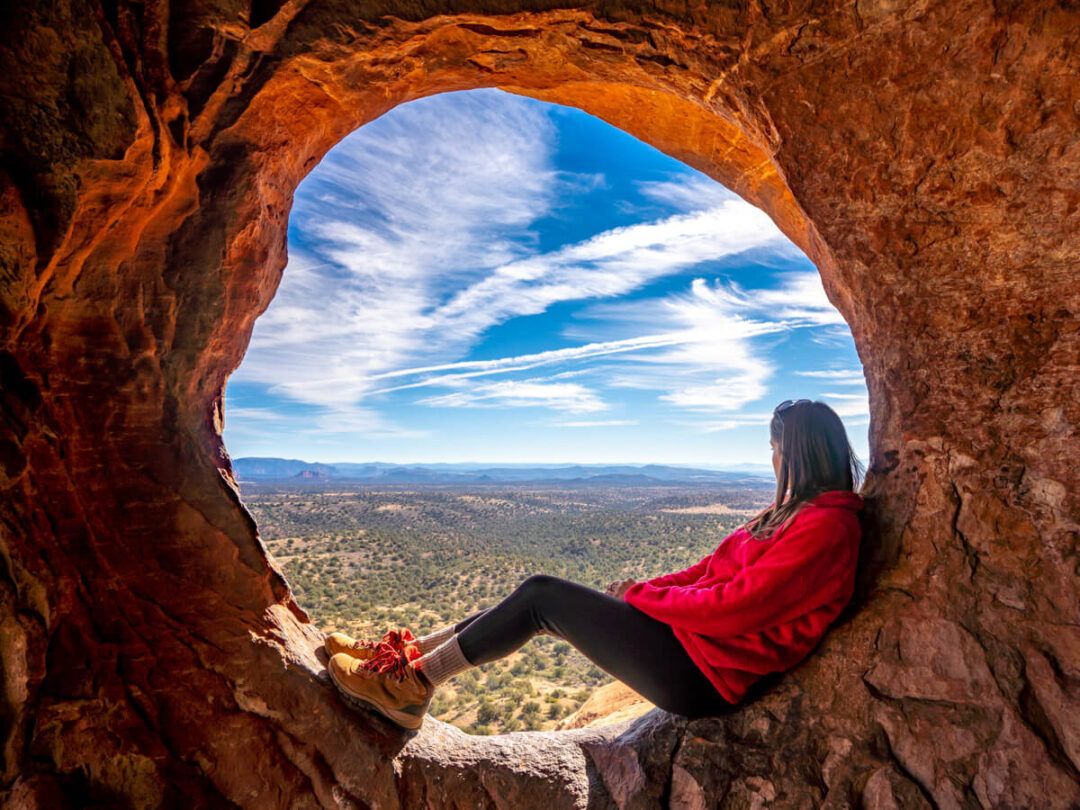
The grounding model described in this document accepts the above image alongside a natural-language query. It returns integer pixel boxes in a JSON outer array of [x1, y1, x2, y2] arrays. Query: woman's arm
[[606, 548, 715, 599], [639, 551, 713, 589], [622, 511, 859, 638]]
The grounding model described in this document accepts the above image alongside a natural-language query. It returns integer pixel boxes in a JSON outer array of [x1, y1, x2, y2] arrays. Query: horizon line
[[231, 456, 774, 469]]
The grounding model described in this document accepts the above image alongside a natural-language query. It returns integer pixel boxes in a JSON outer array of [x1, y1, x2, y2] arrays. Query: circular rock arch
[[1, 1, 1078, 807]]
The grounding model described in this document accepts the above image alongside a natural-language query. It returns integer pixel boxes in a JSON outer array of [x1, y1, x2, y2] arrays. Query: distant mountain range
[[232, 458, 775, 486]]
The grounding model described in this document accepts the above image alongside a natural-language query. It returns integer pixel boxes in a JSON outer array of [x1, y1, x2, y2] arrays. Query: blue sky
[[223, 89, 869, 467]]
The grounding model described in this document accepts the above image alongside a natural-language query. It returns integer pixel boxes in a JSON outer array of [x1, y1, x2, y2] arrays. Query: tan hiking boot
[[328, 647, 434, 731], [324, 632, 378, 660], [324, 627, 418, 660]]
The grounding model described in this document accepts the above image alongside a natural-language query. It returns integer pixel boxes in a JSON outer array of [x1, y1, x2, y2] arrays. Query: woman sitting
[[325, 398, 866, 730]]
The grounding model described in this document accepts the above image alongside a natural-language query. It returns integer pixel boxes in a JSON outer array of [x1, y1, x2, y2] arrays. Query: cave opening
[[9, 3, 1074, 805], [222, 87, 869, 737]]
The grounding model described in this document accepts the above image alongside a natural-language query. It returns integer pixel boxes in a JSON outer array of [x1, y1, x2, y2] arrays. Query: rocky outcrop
[[1, 0, 1078, 807]]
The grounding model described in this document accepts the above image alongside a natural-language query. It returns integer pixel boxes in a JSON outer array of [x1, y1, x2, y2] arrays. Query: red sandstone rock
[[556, 682, 654, 731], [1, 1, 1078, 807]]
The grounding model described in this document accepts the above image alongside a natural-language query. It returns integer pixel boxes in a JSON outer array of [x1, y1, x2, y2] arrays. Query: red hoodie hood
[[807, 490, 864, 511]]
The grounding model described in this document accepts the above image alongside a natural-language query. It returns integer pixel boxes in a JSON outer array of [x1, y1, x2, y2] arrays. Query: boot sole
[[328, 667, 426, 731]]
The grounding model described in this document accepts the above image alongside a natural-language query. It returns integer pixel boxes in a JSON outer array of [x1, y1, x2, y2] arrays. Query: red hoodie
[[622, 489, 864, 704]]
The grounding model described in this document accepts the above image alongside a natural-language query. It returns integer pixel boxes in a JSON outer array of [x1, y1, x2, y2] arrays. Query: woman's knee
[[517, 573, 563, 597], [514, 575, 575, 622]]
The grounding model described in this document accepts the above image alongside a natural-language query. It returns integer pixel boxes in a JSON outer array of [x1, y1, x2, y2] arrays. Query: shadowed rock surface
[[1, 1, 1078, 807]]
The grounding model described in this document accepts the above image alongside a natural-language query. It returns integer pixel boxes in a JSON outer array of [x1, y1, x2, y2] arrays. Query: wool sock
[[415, 624, 456, 655], [413, 634, 473, 687]]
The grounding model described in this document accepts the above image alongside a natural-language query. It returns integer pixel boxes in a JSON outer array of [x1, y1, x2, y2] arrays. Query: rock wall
[[1, 1, 1078, 807]]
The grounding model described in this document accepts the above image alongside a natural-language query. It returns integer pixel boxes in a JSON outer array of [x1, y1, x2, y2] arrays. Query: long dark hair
[[743, 400, 866, 540]]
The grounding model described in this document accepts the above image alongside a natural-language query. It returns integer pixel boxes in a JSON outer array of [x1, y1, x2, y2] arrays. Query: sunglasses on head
[[774, 398, 812, 416]]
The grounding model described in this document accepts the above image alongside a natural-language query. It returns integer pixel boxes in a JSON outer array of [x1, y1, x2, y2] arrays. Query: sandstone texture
[[1, 1, 1078, 807], [556, 682, 654, 731]]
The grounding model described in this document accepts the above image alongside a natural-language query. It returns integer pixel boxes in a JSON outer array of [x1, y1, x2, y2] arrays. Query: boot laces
[[358, 628, 421, 681], [350, 638, 380, 653]]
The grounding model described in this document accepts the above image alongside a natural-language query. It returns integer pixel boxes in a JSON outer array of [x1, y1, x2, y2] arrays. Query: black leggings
[[453, 574, 736, 719]]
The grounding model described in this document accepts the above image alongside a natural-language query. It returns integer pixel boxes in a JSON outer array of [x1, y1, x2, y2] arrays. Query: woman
[[326, 399, 866, 730]]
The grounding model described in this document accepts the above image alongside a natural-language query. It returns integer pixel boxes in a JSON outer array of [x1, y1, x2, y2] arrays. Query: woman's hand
[[605, 577, 637, 599]]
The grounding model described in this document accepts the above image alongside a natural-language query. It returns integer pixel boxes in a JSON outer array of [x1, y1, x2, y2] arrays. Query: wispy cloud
[[680, 271, 848, 326], [418, 379, 608, 413], [809, 325, 856, 348], [231, 90, 564, 428], [225, 89, 865, 465], [795, 369, 865, 384], [400, 266, 856, 422], [362, 334, 687, 395], [552, 419, 638, 428], [294, 406, 431, 439], [819, 391, 870, 417], [692, 412, 776, 432], [231, 89, 789, 427], [383, 274, 814, 416], [636, 175, 740, 211], [567, 274, 836, 414], [428, 196, 786, 343], [226, 407, 287, 421]]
